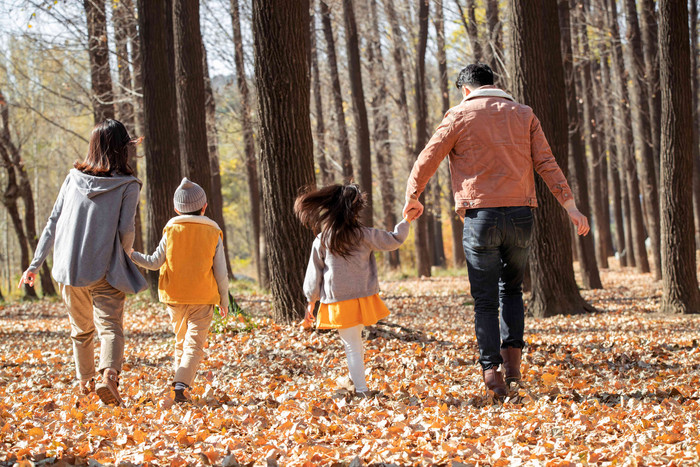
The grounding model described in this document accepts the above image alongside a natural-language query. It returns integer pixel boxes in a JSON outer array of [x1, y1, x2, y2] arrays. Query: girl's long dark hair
[[294, 184, 366, 258], [75, 119, 135, 176]]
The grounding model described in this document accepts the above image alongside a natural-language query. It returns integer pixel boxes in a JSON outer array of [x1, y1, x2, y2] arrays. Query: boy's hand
[[302, 302, 315, 330], [218, 304, 228, 319]]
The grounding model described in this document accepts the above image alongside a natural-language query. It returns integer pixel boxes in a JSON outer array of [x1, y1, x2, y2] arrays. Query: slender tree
[[639, 0, 661, 181], [368, 0, 399, 267], [559, 0, 602, 288], [690, 0, 700, 248], [605, 0, 650, 274], [658, 0, 700, 313], [310, 1, 334, 186], [138, 0, 182, 296], [231, 0, 263, 285], [84, 0, 115, 123], [342, 0, 373, 226], [320, 1, 353, 183], [485, 0, 505, 84], [623, 0, 661, 280], [509, 0, 594, 316], [253, 0, 316, 321], [455, 0, 482, 62]]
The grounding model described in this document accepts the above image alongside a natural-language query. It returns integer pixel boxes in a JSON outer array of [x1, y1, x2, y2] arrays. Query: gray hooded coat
[[29, 169, 147, 294]]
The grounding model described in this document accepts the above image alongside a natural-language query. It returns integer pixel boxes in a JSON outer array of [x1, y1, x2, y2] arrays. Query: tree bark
[[413, 0, 431, 278], [84, 0, 115, 123], [138, 0, 182, 297], [231, 0, 263, 286], [113, 0, 143, 256], [605, 0, 650, 274], [638, 0, 661, 186], [455, 0, 482, 62], [658, 0, 700, 313], [342, 0, 373, 226], [623, 0, 661, 280], [690, 0, 700, 249], [253, 0, 316, 322], [368, 0, 399, 268], [320, 1, 353, 183], [202, 43, 234, 278], [509, 0, 594, 317], [435, 0, 465, 267], [310, 1, 334, 187], [559, 0, 602, 288]]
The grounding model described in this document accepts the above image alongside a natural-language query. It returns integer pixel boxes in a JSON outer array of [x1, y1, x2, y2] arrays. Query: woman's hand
[[17, 270, 36, 288], [302, 302, 316, 329]]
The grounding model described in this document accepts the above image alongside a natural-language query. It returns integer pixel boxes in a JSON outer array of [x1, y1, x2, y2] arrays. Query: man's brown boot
[[500, 347, 522, 384], [95, 369, 122, 406], [483, 368, 507, 398]]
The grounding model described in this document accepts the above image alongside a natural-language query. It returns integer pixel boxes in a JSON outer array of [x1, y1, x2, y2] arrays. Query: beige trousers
[[60, 278, 126, 381], [167, 303, 214, 386]]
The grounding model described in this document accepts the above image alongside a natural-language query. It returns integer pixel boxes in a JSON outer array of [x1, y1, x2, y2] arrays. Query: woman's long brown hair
[[75, 119, 135, 176], [294, 184, 366, 258]]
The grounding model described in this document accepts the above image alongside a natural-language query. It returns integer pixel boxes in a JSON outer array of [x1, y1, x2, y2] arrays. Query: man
[[403, 63, 589, 398]]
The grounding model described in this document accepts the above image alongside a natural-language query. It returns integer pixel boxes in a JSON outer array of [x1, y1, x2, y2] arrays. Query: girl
[[18, 119, 147, 406], [295, 184, 410, 397]]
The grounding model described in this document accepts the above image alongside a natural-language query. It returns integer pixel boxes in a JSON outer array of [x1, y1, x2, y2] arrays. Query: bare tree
[[455, 0, 482, 62], [658, 0, 700, 313], [509, 0, 594, 316], [253, 0, 316, 322], [84, 0, 115, 123]]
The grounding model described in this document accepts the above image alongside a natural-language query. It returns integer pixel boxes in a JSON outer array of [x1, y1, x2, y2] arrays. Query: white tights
[[337, 325, 367, 392]]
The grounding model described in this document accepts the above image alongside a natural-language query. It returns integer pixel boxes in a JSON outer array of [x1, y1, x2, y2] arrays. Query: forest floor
[[1, 261, 699, 466]]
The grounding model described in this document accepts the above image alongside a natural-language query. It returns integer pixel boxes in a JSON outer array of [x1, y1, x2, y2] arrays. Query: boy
[[130, 178, 229, 403]]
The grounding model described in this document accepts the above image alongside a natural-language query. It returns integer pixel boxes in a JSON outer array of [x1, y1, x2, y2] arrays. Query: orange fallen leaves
[[0, 264, 699, 464]]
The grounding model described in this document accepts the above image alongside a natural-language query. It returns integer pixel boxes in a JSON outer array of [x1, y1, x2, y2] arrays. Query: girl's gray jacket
[[29, 169, 147, 294], [303, 220, 410, 304]]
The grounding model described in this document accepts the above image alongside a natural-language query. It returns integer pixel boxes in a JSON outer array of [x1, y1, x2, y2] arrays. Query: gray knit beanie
[[173, 177, 207, 213]]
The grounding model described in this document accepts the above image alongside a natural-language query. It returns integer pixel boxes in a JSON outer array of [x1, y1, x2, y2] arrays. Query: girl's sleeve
[[28, 175, 70, 273], [303, 238, 325, 303], [130, 235, 167, 270], [363, 219, 410, 251]]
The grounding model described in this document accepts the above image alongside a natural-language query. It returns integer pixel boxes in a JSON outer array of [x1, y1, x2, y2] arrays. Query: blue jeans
[[463, 206, 533, 370]]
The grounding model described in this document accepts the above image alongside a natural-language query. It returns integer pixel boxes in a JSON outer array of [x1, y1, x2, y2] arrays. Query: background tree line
[[0, 0, 698, 319]]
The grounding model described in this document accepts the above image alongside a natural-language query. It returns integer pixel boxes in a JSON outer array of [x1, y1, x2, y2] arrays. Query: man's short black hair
[[455, 63, 494, 89]]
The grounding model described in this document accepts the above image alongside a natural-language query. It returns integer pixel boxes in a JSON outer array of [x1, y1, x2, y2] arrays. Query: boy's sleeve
[[29, 175, 69, 273], [303, 238, 324, 303], [130, 234, 167, 270], [363, 219, 411, 252], [212, 236, 229, 310]]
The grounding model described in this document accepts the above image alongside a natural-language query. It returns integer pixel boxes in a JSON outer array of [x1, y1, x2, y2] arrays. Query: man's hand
[[567, 208, 590, 236], [17, 270, 36, 288], [402, 198, 424, 222]]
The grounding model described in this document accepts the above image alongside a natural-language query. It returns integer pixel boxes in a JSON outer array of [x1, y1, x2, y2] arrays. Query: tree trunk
[[435, 0, 465, 268], [202, 44, 234, 278], [623, 0, 661, 280], [639, 0, 661, 185], [690, 0, 700, 249], [658, 0, 700, 313], [320, 1, 353, 183], [123, 0, 145, 138], [342, 0, 373, 226], [231, 0, 263, 286], [455, 0, 482, 62], [113, 0, 143, 256], [413, 0, 431, 278], [559, 0, 602, 289], [509, 0, 594, 317], [138, 0, 182, 298], [84, 0, 115, 123], [253, 0, 316, 322], [310, 1, 334, 187], [368, 0, 399, 268], [605, 0, 650, 274], [485, 0, 506, 85]]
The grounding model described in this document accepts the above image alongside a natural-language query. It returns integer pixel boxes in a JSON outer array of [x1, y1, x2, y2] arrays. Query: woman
[[19, 119, 147, 406]]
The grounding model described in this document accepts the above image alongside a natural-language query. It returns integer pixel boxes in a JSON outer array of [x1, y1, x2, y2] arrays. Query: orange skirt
[[317, 294, 390, 329]]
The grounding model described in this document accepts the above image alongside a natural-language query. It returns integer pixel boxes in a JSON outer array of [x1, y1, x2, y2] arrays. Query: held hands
[[402, 198, 424, 222], [17, 270, 36, 289], [302, 302, 316, 330]]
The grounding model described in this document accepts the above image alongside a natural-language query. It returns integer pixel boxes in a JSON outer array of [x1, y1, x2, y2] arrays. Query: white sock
[[337, 325, 367, 392]]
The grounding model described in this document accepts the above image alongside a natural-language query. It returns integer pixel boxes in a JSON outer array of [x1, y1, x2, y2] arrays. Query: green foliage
[[210, 291, 257, 334]]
